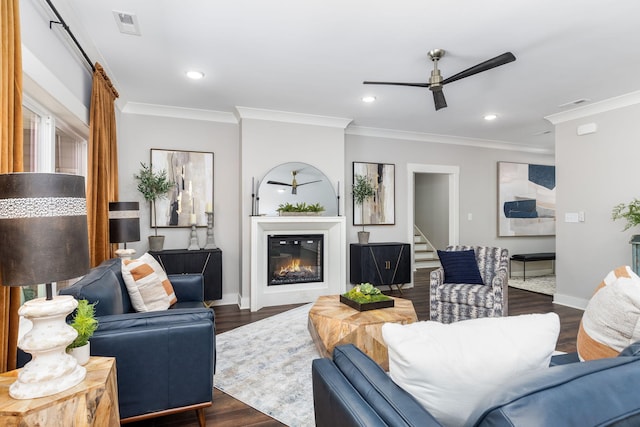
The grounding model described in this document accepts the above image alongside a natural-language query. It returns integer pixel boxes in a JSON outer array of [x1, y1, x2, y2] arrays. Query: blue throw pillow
[[437, 249, 484, 285]]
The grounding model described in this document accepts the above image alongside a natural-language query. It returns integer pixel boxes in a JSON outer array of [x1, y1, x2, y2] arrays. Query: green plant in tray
[[277, 202, 325, 213], [342, 283, 391, 304]]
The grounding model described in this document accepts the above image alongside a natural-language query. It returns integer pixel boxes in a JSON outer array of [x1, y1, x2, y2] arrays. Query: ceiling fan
[[267, 170, 321, 195], [363, 49, 516, 111]]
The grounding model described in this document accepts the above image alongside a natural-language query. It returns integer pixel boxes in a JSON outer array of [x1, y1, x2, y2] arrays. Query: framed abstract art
[[498, 161, 556, 236], [353, 162, 395, 226], [150, 149, 214, 227]]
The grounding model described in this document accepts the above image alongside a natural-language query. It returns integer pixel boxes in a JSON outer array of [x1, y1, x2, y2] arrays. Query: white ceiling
[[53, 0, 640, 151]]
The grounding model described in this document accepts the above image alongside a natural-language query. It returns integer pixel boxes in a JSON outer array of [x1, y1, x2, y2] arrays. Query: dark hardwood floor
[[128, 270, 583, 426]]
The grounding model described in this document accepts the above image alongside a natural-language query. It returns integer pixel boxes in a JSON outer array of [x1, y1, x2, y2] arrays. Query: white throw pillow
[[381, 313, 560, 427], [577, 265, 640, 360], [121, 252, 177, 312]]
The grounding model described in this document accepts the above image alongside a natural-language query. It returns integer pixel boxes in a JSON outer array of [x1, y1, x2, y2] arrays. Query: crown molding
[[121, 102, 237, 123], [545, 90, 640, 124], [234, 107, 352, 129], [346, 126, 554, 154]]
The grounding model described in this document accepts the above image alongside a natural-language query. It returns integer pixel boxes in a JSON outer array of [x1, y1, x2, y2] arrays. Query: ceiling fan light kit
[[363, 49, 516, 111]]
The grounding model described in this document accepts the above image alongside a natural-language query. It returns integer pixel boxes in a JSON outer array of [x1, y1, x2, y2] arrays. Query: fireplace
[[268, 234, 323, 285], [250, 216, 346, 312]]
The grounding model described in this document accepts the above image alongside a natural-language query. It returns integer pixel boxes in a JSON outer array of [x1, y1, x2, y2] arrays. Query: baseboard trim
[[553, 293, 588, 310], [509, 267, 555, 279]]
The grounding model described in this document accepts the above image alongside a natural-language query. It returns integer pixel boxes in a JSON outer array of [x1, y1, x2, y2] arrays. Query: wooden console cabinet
[[350, 243, 411, 292], [150, 248, 222, 301]]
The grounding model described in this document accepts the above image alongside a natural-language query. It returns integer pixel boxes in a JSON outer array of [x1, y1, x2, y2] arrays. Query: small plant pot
[[149, 235, 165, 251], [358, 231, 370, 244], [67, 342, 90, 366]]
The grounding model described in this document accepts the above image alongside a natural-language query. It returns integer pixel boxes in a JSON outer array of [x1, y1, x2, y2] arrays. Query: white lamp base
[[115, 248, 136, 260], [10, 295, 86, 399]]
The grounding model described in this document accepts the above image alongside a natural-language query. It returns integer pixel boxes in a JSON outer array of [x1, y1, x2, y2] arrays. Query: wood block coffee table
[[308, 294, 418, 370]]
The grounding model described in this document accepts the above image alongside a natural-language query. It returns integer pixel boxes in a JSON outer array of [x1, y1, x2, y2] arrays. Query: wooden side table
[[308, 294, 418, 371], [0, 356, 119, 426]]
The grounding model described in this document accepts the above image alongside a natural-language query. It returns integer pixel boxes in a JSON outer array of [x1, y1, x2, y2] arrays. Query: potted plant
[[353, 174, 375, 244], [612, 199, 640, 231], [612, 199, 640, 261], [66, 299, 98, 365], [134, 162, 173, 251]]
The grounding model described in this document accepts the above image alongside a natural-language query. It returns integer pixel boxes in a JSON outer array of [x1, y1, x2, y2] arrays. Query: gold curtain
[[0, 0, 24, 372], [87, 63, 119, 267]]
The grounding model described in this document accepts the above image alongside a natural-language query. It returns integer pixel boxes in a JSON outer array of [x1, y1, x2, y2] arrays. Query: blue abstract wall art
[[498, 162, 556, 236]]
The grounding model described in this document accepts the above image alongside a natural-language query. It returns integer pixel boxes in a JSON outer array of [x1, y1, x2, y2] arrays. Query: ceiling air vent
[[557, 98, 590, 109], [113, 11, 141, 36]]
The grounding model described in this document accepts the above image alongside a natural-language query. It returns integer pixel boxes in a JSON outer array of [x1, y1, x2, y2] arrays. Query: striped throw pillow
[[122, 252, 177, 312], [577, 265, 640, 361]]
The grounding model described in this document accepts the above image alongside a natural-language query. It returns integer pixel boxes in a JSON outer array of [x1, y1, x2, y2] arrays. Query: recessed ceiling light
[[483, 113, 498, 121], [186, 70, 205, 80], [362, 96, 376, 103]]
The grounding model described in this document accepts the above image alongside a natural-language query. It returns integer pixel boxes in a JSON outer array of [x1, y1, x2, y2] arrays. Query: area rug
[[509, 275, 556, 295], [214, 303, 318, 426]]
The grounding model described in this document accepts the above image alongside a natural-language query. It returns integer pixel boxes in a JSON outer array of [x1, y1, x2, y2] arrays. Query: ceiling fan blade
[[296, 180, 322, 187], [267, 180, 292, 186], [363, 81, 430, 88], [442, 52, 516, 86], [432, 88, 447, 110]]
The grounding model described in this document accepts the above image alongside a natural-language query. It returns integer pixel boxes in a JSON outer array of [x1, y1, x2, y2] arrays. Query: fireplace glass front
[[268, 234, 323, 286]]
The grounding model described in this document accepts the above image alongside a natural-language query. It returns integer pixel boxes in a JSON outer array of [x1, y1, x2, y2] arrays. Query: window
[[21, 101, 88, 301], [22, 103, 87, 175]]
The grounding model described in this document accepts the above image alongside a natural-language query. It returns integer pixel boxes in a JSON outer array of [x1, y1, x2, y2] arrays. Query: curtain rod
[[44, 0, 95, 72]]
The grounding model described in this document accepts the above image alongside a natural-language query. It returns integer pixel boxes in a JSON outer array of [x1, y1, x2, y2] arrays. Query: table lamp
[[0, 173, 90, 399], [109, 201, 140, 259]]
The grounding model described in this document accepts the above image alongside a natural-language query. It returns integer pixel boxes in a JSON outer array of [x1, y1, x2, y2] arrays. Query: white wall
[[415, 173, 449, 250], [551, 97, 640, 308], [345, 133, 556, 258], [118, 113, 241, 305], [238, 114, 349, 308], [20, 0, 91, 130]]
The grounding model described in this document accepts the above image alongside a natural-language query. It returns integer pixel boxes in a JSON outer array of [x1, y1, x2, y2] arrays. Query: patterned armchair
[[430, 245, 509, 323]]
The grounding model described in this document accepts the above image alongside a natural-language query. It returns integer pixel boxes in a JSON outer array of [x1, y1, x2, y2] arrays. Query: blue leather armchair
[[313, 344, 640, 427], [58, 258, 215, 426]]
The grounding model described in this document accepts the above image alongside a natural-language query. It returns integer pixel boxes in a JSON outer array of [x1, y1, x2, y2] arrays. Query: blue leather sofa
[[58, 258, 215, 426], [312, 343, 640, 427]]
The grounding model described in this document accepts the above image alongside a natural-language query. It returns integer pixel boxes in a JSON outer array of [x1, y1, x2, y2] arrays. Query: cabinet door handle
[[385, 260, 391, 269]]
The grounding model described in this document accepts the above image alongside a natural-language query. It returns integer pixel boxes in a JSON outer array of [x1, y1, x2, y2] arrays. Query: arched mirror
[[258, 162, 337, 216]]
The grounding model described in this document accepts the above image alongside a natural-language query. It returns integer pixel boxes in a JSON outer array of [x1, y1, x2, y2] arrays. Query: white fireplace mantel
[[250, 216, 346, 312]]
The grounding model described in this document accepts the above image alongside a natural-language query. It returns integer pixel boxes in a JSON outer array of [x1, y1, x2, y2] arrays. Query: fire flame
[[278, 259, 314, 276]]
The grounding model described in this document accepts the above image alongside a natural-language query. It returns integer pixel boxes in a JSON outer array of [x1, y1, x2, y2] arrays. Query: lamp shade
[[0, 173, 89, 287], [109, 201, 140, 244]]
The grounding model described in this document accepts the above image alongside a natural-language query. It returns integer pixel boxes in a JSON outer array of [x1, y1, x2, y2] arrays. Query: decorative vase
[[67, 342, 90, 366], [357, 231, 370, 244], [149, 235, 165, 251], [631, 235, 640, 275]]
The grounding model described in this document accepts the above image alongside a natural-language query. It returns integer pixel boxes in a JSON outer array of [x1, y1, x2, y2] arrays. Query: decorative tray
[[339, 295, 394, 311]]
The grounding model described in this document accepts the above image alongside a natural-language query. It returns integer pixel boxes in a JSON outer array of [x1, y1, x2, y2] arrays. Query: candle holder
[[204, 211, 217, 249], [187, 224, 200, 250]]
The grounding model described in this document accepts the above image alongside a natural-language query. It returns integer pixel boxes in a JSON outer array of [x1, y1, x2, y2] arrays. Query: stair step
[[415, 260, 441, 269], [414, 242, 428, 251], [415, 251, 437, 261]]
